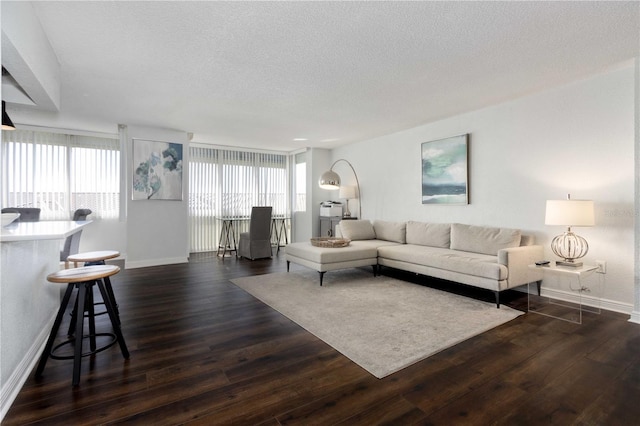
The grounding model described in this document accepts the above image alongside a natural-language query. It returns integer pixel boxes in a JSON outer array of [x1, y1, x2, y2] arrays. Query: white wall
[[77, 219, 127, 256], [331, 63, 636, 312], [124, 125, 189, 269]]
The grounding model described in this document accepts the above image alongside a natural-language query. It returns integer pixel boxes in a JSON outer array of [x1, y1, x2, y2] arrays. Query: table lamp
[[338, 185, 357, 217], [545, 194, 594, 267]]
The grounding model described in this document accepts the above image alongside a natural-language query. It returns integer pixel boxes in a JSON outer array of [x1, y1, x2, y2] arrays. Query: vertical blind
[[2, 130, 288, 251], [189, 146, 288, 253], [1, 129, 120, 219]]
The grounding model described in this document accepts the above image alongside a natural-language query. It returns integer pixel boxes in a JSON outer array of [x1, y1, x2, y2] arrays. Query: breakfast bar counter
[[0, 220, 92, 242], [1, 220, 91, 409]]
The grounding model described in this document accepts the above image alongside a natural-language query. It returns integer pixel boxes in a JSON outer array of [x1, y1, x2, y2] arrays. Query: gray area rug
[[231, 268, 523, 378]]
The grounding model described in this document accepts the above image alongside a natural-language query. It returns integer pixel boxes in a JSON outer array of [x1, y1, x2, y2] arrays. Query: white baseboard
[[125, 256, 188, 269], [516, 285, 633, 316], [1, 314, 55, 422], [539, 287, 633, 316], [629, 311, 640, 324]]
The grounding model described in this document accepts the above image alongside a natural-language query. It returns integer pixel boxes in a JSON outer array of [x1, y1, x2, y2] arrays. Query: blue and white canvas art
[[421, 134, 468, 204], [132, 139, 183, 200]]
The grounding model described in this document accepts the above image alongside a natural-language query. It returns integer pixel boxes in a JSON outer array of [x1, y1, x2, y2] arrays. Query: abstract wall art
[[132, 139, 183, 200], [421, 134, 469, 205]]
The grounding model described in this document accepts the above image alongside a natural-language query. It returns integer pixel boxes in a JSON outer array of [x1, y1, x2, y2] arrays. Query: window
[[189, 146, 288, 252], [1, 129, 120, 219], [294, 151, 307, 212]]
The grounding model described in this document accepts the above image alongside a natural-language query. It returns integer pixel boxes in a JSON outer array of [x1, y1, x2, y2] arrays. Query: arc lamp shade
[[319, 170, 341, 190]]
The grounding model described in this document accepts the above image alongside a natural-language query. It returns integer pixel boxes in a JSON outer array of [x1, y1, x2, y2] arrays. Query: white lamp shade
[[339, 185, 356, 199], [545, 199, 594, 226]]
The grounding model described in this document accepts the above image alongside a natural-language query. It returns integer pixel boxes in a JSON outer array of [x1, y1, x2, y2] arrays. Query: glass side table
[[528, 263, 603, 324]]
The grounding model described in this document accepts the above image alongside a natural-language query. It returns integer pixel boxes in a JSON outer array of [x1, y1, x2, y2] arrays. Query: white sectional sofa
[[285, 219, 544, 308]]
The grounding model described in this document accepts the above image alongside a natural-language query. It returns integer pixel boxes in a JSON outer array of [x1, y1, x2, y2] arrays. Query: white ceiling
[[5, 1, 640, 151]]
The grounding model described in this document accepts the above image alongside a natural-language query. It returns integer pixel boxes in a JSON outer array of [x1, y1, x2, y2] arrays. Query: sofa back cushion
[[406, 221, 451, 248], [373, 220, 406, 243], [339, 220, 376, 240], [450, 223, 521, 255], [520, 234, 535, 246]]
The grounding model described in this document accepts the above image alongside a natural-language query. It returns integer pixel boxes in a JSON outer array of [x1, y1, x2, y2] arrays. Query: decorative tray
[[310, 237, 351, 248]]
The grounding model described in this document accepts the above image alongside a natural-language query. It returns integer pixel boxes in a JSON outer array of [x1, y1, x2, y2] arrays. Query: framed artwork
[[132, 139, 183, 200], [421, 134, 469, 204]]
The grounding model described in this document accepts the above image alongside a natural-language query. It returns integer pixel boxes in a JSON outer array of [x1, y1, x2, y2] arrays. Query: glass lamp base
[[343, 199, 351, 217], [551, 231, 588, 269]]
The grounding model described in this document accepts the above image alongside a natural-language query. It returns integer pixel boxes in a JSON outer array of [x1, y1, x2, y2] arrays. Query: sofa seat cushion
[[349, 239, 402, 249], [286, 241, 379, 264], [377, 244, 508, 281]]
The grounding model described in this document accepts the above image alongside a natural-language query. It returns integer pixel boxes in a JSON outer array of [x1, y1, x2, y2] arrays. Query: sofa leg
[[319, 271, 325, 286], [495, 291, 500, 309], [372, 265, 377, 277], [536, 280, 541, 296], [286, 261, 290, 272]]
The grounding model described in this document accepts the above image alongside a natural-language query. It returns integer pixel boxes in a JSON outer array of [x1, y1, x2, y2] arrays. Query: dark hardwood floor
[[4, 252, 640, 425]]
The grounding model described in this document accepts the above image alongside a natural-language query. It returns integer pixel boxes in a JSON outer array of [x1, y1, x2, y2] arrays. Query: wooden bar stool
[[66, 250, 121, 335], [66, 250, 120, 269], [36, 265, 129, 387]]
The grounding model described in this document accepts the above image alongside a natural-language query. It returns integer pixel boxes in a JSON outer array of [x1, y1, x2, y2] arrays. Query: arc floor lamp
[[318, 159, 362, 219]]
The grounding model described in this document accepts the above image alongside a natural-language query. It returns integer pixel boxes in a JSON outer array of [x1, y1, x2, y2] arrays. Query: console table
[[270, 216, 290, 253], [528, 263, 603, 324], [215, 217, 246, 257], [216, 216, 290, 257]]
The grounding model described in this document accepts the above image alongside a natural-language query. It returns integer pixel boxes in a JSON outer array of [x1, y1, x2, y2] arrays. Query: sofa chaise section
[[284, 242, 384, 286], [285, 220, 403, 285]]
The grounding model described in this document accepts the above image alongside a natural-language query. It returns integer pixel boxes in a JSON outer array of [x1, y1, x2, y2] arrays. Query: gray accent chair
[[238, 206, 273, 260], [60, 209, 92, 261], [1, 207, 41, 222]]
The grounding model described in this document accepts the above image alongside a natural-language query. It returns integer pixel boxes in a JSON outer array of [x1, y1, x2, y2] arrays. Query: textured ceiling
[[6, 1, 640, 151]]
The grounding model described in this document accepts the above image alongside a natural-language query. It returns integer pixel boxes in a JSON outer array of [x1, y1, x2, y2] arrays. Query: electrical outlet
[[596, 260, 606, 274]]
